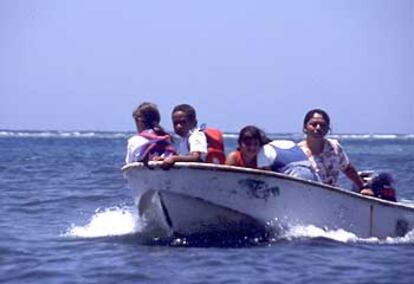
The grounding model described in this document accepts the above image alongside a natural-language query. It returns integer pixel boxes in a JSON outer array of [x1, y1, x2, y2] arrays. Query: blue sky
[[0, 0, 412, 134]]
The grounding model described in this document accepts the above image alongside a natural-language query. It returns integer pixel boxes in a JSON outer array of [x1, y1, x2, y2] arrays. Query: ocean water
[[1, 130, 414, 284]]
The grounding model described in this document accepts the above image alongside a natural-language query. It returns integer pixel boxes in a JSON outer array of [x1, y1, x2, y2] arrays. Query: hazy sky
[[0, 0, 412, 133]]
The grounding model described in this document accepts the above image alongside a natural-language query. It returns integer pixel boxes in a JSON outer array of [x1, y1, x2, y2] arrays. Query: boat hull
[[123, 162, 414, 238]]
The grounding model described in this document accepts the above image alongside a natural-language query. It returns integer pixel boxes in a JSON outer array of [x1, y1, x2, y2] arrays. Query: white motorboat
[[122, 162, 414, 239]]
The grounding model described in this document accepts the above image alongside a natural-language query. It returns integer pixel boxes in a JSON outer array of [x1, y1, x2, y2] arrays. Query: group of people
[[125, 102, 374, 196]]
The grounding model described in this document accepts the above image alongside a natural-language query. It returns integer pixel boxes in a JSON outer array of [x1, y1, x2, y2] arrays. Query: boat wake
[[280, 225, 360, 243], [63, 206, 414, 246], [280, 224, 414, 245]]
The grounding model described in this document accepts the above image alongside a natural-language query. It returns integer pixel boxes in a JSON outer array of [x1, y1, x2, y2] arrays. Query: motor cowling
[[358, 171, 397, 202]]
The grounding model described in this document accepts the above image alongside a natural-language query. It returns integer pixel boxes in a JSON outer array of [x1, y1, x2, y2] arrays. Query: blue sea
[[1, 130, 414, 284]]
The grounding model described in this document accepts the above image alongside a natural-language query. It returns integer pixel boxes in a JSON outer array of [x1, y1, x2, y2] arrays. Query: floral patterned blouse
[[299, 138, 350, 186]]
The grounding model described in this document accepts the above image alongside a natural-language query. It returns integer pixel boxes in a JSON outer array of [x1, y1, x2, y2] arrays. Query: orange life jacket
[[202, 127, 226, 164], [233, 149, 257, 169]]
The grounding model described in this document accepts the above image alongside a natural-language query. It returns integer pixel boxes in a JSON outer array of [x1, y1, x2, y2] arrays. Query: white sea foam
[[371, 134, 398, 139], [0, 130, 130, 139], [282, 225, 360, 242], [380, 229, 414, 244], [399, 199, 414, 208], [1, 130, 413, 140], [334, 134, 372, 140], [334, 134, 397, 140], [281, 224, 414, 244], [65, 206, 143, 238], [223, 133, 238, 139]]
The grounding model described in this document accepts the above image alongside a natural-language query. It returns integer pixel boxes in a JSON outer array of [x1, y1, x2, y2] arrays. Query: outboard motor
[[358, 171, 397, 202]]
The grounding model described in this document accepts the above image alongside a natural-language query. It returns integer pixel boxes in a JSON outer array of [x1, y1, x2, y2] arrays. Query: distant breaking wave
[[1, 130, 413, 140], [0, 130, 130, 139]]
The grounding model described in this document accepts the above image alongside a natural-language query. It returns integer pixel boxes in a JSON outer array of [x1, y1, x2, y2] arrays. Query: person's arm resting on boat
[[161, 151, 203, 169], [344, 164, 374, 196], [161, 130, 207, 169], [332, 139, 373, 196]]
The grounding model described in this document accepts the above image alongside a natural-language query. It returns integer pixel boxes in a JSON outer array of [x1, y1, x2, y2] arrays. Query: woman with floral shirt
[[298, 109, 373, 196]]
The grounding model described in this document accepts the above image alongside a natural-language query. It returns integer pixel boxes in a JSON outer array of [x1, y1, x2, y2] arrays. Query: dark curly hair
[[172, 104, 197, 123], [238, 125, 270, 146]]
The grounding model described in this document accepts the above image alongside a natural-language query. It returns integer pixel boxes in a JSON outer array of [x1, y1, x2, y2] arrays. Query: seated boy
[[161, 104, 208, 169]]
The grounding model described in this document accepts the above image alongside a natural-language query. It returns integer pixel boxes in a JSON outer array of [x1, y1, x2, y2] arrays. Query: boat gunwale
[[122, 162, 414, 211]]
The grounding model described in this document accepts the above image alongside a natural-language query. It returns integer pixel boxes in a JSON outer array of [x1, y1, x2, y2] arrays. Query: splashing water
[[65, 206, 143, 238], [65, 207, 414, 245], [280, 224, 414, 244], [381, 229, 414, 245], [281, 225, 360, 242]]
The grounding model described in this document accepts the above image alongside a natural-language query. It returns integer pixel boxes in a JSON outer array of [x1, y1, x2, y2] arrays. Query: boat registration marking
[[238, 178, 280, 201]]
